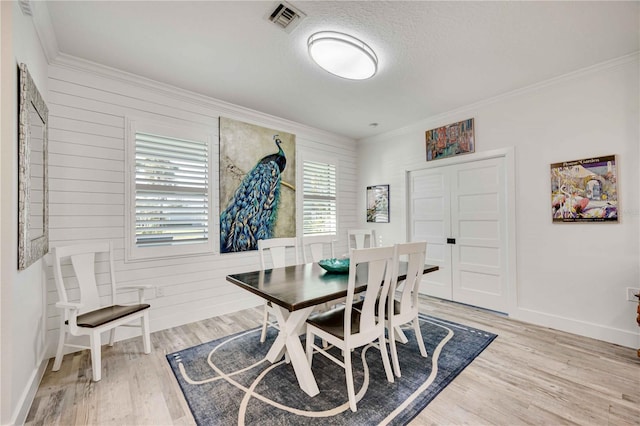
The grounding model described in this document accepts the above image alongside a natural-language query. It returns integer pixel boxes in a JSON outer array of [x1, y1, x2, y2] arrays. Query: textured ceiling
[[45, 1, 639, 140]]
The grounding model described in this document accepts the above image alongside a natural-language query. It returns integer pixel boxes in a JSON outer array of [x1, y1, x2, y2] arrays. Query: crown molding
[[48, 53, 355, 145], [30, 0, 59, 63], [361, 51, 640, 145]]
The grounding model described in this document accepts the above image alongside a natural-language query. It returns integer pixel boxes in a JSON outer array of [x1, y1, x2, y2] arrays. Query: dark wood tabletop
[[226, 262, 439, 312]]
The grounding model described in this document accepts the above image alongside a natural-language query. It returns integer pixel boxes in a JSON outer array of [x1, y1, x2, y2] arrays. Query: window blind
[[135, 132, 209, 247], [303, 160, 337, 235]]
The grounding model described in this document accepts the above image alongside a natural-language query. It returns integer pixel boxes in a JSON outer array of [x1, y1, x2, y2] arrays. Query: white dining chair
[[301, 234, 343, 318], [51, 242, 152, 381], [300, 234, 337, 263], [347, 229, 377, 251], [258, 237, 300, 342], [386, 241, 428, 377], [305, 246, 395, 412]]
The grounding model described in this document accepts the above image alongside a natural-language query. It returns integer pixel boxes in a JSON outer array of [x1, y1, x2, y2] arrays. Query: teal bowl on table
[[318, 258, 350, 274]]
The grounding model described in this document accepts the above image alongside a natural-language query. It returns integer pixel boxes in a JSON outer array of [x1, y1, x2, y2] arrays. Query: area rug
[[167, 314, 497, 425]]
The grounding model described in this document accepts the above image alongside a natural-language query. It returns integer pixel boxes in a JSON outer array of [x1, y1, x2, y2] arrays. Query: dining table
[[225, 261, 439, 397]]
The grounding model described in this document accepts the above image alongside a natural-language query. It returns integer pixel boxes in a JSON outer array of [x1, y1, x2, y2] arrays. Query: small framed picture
[[367, 185, 389, 223]]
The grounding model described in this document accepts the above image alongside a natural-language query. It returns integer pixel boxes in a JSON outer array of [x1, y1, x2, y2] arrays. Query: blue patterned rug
[[167, 314, 496, 425]]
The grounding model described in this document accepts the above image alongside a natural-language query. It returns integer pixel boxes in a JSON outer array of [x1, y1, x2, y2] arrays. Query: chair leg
[[260, 302, 269, 343], [109, 328, 116, 347], [52, 327, 66, 372], [388, 321, 401, 377], [413, 316, 428, 358], [379, 334, 395, 383], [142, 312, 151, 354], [89, 332, 102, 382], [394, 326, 409, 344], [344, 351, 358, 412]]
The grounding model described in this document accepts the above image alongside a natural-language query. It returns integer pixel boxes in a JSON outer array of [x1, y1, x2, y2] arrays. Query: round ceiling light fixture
[[307, 31, 378, 80]]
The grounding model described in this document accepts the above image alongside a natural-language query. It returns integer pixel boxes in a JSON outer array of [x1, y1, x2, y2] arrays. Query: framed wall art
[[550, 155, 618, 222], [366, 185, 389, 223], [219, 117, 296, 252], [425, 118, 475, 161]]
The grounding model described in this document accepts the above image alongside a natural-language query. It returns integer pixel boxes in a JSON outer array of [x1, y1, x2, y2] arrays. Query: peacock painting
[[219, 118, 296, 253]]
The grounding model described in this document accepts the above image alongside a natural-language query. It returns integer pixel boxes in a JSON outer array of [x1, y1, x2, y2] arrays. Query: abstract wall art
[[550, 155, 618, 222], [219, 117, 296, 253]]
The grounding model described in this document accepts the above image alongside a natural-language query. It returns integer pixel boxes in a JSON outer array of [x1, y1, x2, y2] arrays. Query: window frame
[[302, 157, 338, 236], [125, 117, 216, 262]]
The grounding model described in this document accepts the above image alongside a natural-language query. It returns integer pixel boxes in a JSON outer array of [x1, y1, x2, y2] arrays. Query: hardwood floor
[[26, 297, 640, 425]]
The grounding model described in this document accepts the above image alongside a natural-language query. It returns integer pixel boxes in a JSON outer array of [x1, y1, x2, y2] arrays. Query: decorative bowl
[[318, 258, 350, 274]]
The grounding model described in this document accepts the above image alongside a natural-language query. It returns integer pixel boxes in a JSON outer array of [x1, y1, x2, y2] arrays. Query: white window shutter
[[303, 160, 337, 235], [135, 132, 209, 247]]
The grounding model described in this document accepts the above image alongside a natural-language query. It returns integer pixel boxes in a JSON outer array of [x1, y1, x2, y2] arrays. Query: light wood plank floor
[[27, 297, 640, 425]]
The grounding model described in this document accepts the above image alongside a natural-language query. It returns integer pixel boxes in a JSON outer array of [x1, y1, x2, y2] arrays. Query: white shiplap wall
[[44, 57, 358, 354]]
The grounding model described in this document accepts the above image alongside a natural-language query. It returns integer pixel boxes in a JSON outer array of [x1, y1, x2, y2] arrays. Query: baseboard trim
[[512, 307, 640, 349], [10, 358, 48, 426]]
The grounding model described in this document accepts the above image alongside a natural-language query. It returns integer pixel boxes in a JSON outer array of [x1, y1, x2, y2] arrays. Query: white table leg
[[265, 305, 319, 397]]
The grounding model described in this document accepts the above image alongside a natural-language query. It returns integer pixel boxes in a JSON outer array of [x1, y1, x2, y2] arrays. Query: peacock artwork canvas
[[219, 117, 296, 253]]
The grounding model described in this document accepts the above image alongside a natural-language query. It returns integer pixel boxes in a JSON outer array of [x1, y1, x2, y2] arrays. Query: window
[[303, 160, 337, 235], [126, 119, 214, 261]]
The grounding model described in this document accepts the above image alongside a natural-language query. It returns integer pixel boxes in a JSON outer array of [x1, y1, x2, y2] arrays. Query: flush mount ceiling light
[[307, 31, 378, 80]]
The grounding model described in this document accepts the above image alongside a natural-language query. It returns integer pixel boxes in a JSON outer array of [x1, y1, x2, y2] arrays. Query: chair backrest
[[391, 241, 427, 318], [300, 235, 336, 263], [344, 246, 395, 345], [347, 229, 377, 251], [52, 242, 116, 314], [257, 237, 300, 269]]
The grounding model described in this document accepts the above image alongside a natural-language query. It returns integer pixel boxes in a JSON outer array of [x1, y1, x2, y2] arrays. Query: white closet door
[[408, 168, 452, 299], [450, 157, 508, 312], [408, 156, 509, 313]]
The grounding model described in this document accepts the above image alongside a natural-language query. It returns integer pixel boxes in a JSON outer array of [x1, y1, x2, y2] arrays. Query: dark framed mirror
[[18, 63, 49, 270]]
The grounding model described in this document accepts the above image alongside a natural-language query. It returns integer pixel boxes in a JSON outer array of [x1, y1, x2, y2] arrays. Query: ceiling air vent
[[268, 2, 306, 34]]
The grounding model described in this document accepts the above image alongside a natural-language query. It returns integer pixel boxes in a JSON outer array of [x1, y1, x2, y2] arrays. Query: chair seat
[[307, 307, 362, 339], [70, 304, 150, 328]]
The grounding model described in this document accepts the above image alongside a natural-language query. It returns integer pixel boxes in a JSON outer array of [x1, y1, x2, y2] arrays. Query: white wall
[[357, 56, 640, 348], [1, 2, 50, 425], [43, 55, 358, 354]]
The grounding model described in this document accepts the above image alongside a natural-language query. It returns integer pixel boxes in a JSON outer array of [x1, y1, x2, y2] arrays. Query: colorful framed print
[[426, 118, 475, 161], [550, 155, 618, 222]]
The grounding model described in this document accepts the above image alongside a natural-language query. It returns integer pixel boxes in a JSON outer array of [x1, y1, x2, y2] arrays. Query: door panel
[[409, 169, 452, 299], [459, 270, 502, 294], [459, 245, 500, 266], [458, 193, 498, 213], [408, 156, 509, 313], [451, 157, 508, 312]]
